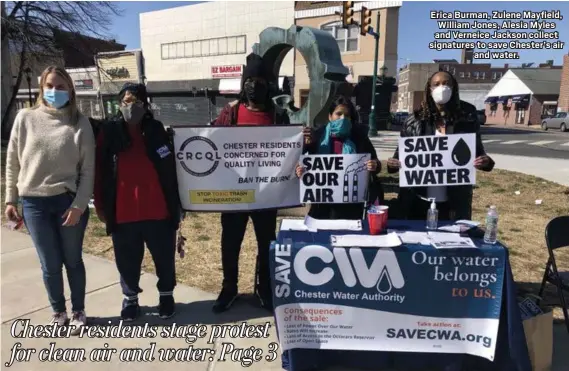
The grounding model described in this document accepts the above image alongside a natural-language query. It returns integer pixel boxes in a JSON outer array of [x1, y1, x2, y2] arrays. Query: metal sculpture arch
[[252, 25, 349, 128]]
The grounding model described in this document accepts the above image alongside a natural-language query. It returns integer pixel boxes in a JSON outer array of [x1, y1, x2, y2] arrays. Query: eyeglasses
[[120, 99, 144, 107]]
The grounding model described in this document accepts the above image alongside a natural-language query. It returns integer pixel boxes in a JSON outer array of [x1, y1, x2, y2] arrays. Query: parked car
[[476, 109, 486, 125], [541, 112, 568, 132]]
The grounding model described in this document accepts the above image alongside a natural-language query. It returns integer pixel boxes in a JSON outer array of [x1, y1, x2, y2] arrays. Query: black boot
[[158, 294, 175, 319], [212, 286, 238, 313], [121, 297, 141, 322]]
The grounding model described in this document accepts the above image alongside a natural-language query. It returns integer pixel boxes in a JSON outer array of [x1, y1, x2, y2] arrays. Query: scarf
[[317, 118, 357, 154]]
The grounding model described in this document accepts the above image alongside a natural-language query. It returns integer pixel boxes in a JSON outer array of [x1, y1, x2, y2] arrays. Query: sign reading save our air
[[299, 154, 370, 204], [398, 134, 476, 188]]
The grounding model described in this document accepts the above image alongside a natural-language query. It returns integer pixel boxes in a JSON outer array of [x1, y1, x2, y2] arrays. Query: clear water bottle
[[484, 206, 499, 244]]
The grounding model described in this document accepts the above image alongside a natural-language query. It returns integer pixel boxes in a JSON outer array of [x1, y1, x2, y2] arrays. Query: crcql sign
[[176, 136, 222, 177]]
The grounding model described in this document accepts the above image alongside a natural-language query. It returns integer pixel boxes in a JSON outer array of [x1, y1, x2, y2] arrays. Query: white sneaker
[[69, 311, 87, 336], [49, 312, 68, 326]]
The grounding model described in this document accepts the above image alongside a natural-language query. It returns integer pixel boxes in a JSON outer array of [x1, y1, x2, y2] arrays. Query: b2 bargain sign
[[299, 154, 370, 204], [271, 242, 505, 360], [173, 126, 303, 211], [398, 134, 476, 188]]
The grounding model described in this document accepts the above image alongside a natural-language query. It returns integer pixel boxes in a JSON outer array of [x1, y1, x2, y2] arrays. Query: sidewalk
[[1, 228, 281, 370], [487, 153, 569, 186], [483, 123, 544, 132], [2, 228, 567, 370]]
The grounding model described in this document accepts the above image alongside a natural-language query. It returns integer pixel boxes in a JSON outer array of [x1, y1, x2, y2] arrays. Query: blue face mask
[[43, 89, 70, 109], [329, 117, 352, 138]]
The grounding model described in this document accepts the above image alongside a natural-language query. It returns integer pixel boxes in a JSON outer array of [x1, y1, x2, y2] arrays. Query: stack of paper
[[427, 232, 476, 249], [303, 216, 362, 231], [389, 231, 431, 245], [330, 233, 402, 248], [280, 219, 316, 232]]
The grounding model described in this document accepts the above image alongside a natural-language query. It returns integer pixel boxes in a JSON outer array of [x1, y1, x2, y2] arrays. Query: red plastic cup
[[368, 210, 385, 235], [377, 206, 389, 230]]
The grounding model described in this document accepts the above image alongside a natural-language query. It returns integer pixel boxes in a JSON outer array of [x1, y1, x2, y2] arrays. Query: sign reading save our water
[[398, 134, 476, 188], [271, 242, 505, 361]]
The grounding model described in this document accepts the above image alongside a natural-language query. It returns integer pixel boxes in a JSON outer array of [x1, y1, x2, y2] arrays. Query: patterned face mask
[[119, 102, 146, 124]]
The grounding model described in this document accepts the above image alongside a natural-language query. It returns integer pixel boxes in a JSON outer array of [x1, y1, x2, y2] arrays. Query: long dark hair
[[419, 70, 463, 123]]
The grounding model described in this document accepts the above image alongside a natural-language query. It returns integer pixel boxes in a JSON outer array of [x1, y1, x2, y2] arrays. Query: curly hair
[[419, 70, 463, 123]]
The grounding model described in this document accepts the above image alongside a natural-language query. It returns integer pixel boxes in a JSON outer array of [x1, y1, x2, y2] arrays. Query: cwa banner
[[173, 126, 303, 211], [271, 241, 505, 361]]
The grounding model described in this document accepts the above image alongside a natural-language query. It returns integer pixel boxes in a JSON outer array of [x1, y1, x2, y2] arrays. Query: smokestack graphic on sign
[[352, 174, 358, 202], [343, 174, 350, 202], [344, 155, 369, 203]]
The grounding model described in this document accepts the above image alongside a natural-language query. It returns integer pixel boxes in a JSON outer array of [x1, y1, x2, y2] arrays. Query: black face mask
[[244, 80, 268, 105]]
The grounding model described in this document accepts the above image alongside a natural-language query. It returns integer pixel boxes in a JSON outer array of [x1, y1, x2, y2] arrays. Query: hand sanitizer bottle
[[426, 198, 438, 230]]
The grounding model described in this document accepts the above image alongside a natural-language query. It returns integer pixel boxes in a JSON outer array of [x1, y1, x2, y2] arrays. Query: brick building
[[397, 49, 508, 112], [558, 53, 569, 112], [484, 69, 562, 126], [294, 1, 401, 106]]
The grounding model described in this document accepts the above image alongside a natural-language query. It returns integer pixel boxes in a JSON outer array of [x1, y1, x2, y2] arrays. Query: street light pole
[[368, 10, 380, 137]]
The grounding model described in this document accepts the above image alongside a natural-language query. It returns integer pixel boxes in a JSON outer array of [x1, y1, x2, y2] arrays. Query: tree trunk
[[1, 43, 26, 141]]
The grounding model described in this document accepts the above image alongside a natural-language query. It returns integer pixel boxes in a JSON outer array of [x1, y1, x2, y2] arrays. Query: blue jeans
[[22, 193, 89, 313]]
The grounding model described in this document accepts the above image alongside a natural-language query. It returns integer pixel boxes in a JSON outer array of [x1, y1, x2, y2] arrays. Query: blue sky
[[109, 1, 568, 68]]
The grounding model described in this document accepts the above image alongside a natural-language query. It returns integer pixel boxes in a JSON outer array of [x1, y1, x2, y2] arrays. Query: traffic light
[[342, 1, 354, 28], [360, 6, 372, 35], [374, 76, 398, 130]]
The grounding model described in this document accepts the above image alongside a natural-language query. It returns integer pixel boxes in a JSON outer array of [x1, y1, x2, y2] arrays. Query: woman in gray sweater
[[4, 66, 95, 333]]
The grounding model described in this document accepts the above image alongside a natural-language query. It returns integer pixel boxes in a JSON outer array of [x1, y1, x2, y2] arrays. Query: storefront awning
[[484, 96, 498, 104], [219, 77, 287, 94], [511, 94, 530, 103], [218, 78, 241, 94], [496, 96, 510, 104]]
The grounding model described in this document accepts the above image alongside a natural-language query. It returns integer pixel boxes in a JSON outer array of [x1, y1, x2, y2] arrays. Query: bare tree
[[1, 1, 121, 139]]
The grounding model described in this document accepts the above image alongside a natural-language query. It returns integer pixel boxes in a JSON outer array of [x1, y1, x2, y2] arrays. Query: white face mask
[[431, 85, 452, 105]]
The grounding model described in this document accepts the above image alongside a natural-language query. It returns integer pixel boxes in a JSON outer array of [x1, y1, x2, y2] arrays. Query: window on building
[[451, 67, 456, 75], [160, 35, 246, 59], [466, 72, 471, 78], [492, 72, 497, 80], [498, 72, 503, 78], [444, 65, 449, 72], [480, 72, 485, 79], [320, 21, 359, 53], [459, 72, 465, 78], [473, 71, 479, 79]]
